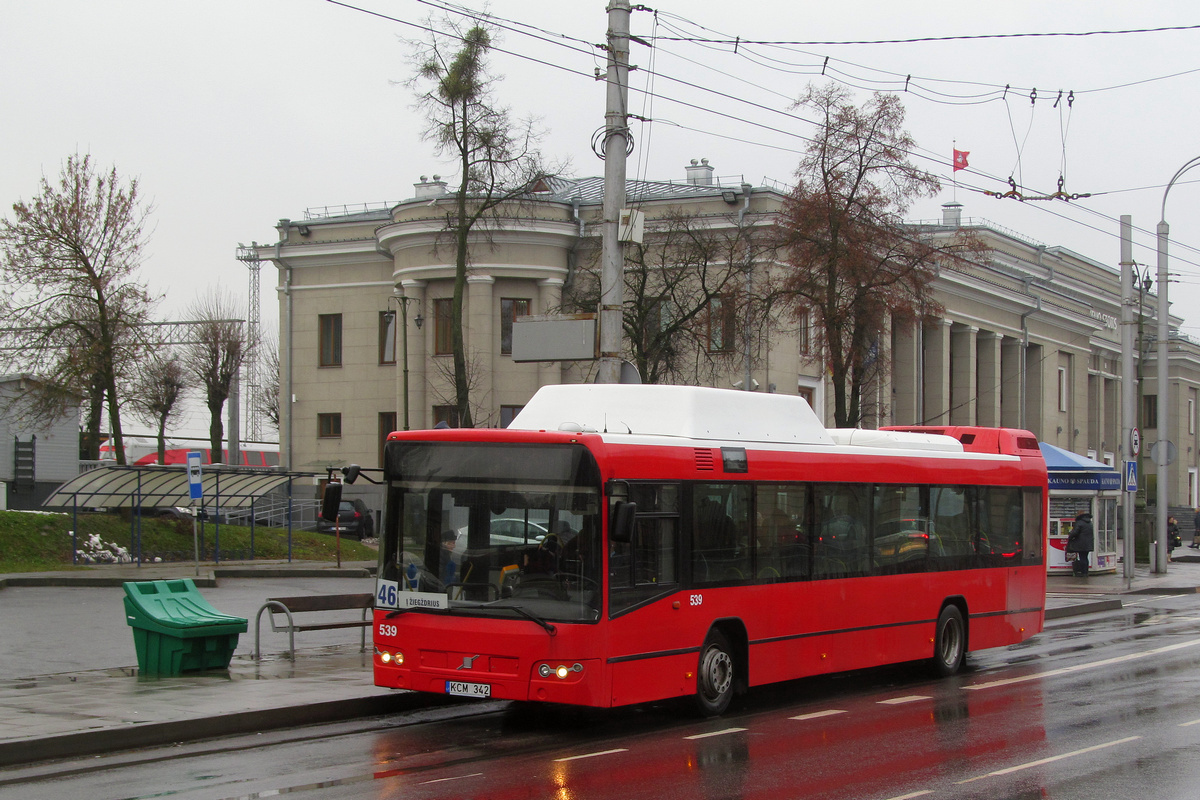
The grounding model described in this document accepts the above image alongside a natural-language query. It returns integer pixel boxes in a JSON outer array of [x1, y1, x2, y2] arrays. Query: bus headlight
[[539, 662, 584, 680], [376, 648, 403, 666]]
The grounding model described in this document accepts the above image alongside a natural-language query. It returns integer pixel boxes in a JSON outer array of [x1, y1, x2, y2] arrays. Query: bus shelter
[[43, 464, 321, 566], [1039, 443, 1122, 575]]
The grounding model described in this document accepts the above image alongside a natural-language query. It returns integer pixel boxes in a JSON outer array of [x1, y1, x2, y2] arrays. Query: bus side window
[[977, 486, 1023, 564], [755, 484, 808, 581], [1022, 488, 1043, 562], [930, 486, 972, 570], [692, 484, 751, 584], [611, 483, 680, 614], [814, 484, 870, 578]]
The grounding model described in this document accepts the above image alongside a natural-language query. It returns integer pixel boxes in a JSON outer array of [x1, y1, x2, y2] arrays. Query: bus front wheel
[[933, 605, 965, 677], [695, 629, 735, 716]]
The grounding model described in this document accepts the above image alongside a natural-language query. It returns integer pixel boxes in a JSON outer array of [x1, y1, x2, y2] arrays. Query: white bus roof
[[510, 385, 837, 446], [511, 385, 967, 454]]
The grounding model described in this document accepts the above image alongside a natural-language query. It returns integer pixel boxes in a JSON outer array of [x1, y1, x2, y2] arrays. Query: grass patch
[[0, 509, 375, 573]]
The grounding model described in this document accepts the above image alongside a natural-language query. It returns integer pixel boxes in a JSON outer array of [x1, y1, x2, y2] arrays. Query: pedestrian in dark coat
[[1192, 508, 1200, 549], [1066, 511, 1094, 577]]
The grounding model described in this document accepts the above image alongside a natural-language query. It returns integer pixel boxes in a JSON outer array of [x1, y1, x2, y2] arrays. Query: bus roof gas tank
[[509, 384, 836, 446]]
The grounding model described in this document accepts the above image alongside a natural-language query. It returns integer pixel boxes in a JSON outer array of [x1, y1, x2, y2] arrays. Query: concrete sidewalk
[[1, 556, 1199, 769]]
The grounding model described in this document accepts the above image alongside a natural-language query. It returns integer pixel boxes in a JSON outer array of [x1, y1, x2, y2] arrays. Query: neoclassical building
[[252, 161, 1200, 515]]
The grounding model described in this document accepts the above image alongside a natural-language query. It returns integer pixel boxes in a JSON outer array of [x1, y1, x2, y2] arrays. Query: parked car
[[317, 499, 375, 540]]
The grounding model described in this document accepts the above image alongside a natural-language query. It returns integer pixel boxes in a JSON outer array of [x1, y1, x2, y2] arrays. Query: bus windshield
[[379, 441, 603, 623]]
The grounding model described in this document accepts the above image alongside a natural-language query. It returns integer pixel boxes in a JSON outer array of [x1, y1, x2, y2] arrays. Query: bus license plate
[[446, 681, 491, 698]]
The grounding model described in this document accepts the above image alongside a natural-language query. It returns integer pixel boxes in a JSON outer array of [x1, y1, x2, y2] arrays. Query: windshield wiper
[[505, 605, 557, 636]]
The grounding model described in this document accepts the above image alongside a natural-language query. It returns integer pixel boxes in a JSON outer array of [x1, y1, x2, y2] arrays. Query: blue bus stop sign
[[187, 451, 203, 500]]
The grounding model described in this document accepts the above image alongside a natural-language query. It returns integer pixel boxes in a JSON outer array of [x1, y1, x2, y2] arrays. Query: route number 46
[[376, 580, 399, 608]]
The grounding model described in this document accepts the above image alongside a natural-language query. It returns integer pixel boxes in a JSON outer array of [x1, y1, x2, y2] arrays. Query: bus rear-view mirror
[[321, 481, 343, 521], [611, 501, 637, 543]]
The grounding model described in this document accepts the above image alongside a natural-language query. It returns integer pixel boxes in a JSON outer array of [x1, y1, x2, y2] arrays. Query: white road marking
[[554, 748, 629, 762], [953, 736, 1140, 784], [878, 695, 931, 705], [966, 637, 1200, 690], [684, 727, 748, 740], [419, 772, 484, 785], [1178, 718, 1200, 727], [882, 792, 934, 800], [790, 709, 847, 721]]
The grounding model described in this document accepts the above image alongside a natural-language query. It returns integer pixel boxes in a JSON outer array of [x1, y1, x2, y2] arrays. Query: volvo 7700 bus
[[365, 384, 1047, 715]]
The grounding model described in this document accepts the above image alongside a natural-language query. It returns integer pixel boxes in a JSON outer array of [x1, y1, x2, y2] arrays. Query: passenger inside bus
[[440, 530, 458, 588]]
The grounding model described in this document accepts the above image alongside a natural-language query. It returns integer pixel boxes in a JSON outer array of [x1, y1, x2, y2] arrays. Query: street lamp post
[[390, 288, 423, 432], [1154, 155, 1200, 572]]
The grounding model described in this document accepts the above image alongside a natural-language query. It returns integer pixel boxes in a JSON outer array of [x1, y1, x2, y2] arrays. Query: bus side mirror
[[610, 501, 637, 543], [342, 465, 361, 485], [321, 481, 343, 521]]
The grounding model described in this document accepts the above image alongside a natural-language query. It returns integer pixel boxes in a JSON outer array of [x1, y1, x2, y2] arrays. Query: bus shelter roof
[[43, 465, 322, 510]]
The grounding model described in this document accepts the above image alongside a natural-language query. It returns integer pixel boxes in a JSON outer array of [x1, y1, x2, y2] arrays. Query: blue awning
[[1038, 443, 1121, 491]]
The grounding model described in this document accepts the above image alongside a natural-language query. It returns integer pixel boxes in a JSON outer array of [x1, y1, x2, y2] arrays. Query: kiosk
[[1040, 443, 1122, 575]]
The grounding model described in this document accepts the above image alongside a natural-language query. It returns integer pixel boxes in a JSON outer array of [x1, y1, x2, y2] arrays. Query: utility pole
[[1120, 216, 1136, 583], [597, 0, 632, 384]]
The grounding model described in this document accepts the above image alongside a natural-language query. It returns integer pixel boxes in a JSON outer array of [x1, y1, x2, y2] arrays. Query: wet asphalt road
[[8, 591, 1200, 800]]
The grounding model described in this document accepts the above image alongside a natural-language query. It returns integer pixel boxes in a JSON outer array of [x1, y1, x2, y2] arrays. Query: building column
[[538, 278, 565, 387], [891, 317, 920, 425], [1000, 336, 1022, 428], [467, 275, 495, 425], [949, 324, 978, 425], [923, 319, 951, 425], [977, 330, 1001, 427], [1025, 342, 1045, 437], [402, 279, 427, 430]]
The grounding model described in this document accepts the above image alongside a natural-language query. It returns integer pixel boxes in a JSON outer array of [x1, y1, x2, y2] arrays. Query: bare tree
[[775, 84, 979, 427], [0, 153, 157, 462], [254, 332, 280, 433], [567, 208, 773, 385], [410, 19, 556, 427], [182, 290, 245, 461], [131, 353, 186, 464]]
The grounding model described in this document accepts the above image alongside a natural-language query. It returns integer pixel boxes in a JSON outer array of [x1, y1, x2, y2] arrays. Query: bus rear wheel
[[933, 605, 965, 677], [695, 629, 735, 716]]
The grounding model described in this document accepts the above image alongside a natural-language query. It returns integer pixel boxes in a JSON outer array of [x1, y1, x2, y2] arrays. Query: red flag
[[953, 149, 970, 172]]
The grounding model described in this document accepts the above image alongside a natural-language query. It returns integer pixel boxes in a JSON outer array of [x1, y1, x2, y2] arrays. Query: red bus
[[366, 385, 1047, 715]]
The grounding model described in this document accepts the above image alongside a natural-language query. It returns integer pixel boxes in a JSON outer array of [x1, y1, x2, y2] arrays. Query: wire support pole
[[598, 0, 632, 384]]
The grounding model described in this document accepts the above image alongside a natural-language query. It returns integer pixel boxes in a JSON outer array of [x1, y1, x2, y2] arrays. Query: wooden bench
[[254, 593, 374, 660]]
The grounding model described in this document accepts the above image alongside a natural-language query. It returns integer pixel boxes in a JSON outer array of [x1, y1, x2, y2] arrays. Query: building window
[[1144, 394, 1158, 429], [798, 310, 811, 355], [318, 413, 342, 438], [433, 404, 459, 428], [378, 412, 396, 466], [319, 314, 342, 367], [500, 405, 524, 428], [1190, 397, 1196, 435], [501, 298, 531, 356], [379, 311, 396, 365], [798, 386, 815, 409], [706, 295, 735, 353], [434, 298, 454, 355], [1057, 367, 1068, 412]]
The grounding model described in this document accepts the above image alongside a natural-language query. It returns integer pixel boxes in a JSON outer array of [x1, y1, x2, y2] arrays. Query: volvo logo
[[457, 655, 481, 670]]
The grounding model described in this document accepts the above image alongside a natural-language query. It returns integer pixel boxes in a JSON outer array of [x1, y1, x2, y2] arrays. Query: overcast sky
[[4, 0, 1200, 438]]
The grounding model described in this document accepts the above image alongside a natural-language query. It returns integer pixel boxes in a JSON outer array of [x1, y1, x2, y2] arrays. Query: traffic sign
[[1125, 460, 1138, 493], [187, 451, 203, 500], [1130, 427, 1141, 457]]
